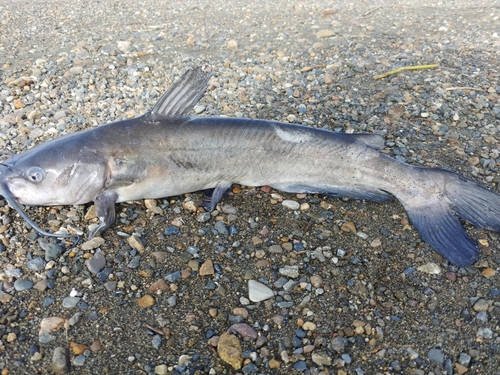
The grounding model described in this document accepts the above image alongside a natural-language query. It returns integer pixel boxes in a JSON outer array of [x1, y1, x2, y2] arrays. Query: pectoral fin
[[89, 191, 118, 239], [202, 183, 232, 211]]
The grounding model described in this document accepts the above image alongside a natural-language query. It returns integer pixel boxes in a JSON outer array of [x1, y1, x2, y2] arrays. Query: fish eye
[[26, 166, 45, 183]]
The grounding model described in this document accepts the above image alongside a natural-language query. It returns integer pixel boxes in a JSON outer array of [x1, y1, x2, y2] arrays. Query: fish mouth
[[0, 181, 78, 241]]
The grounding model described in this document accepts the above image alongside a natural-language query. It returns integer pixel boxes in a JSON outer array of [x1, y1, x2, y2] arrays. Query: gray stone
[[248, 280, 274, 302], [14, 279, 34, 291], [62, 297, 80, 308], [27, 257, 46, 272], [279, 265, 299, 278], [86, 252, 106, 274], [427, 348, 444, 365]]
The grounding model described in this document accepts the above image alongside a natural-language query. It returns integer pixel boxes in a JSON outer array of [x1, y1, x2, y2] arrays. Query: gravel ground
[[1, 0, 500, 374]]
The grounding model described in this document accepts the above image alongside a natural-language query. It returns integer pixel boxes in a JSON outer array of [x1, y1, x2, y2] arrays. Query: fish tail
[[399, 168, 500, 266]]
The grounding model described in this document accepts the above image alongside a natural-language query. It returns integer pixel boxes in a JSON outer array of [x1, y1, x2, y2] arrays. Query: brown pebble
[[445, 271, 457, 281], [138, 294, 155, 307], [208, 335, 219, 347], [455, 363, 468, 374], [209, 308, 218, 318], [310, 275, 323, 288], [149, 279, 169, 293], [90, 339, 103, 353], [199, 258, 214, 276], [69, 341, 88, 355], [482, 268, 495, 278], [181, 268, 192, 279], [39, 317, 66, 335], [151, 251, 168, 262], [269, 358, 280, 369], [252, 236, 264, 246], [233, 307, 248, 319], [341, 221, 356, 232], [303, 345, 315, 354]]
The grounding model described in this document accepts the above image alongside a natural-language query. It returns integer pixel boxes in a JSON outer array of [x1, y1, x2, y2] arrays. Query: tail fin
[[401, 168, 500, 266]]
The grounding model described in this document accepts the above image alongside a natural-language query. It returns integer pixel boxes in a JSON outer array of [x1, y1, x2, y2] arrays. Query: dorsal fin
[[150, 67, 212, 117], [349, 133, 385, 150]]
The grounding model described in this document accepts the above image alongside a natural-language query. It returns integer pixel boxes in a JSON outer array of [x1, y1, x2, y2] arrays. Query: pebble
[[282, 200, 300, 210], [14, 279, 34, 291], [279, 266, 299, 278], [73, 355, 86, 366], [127, 235, 144, 252], [42, 242, 64, 261], [417, 262, 442, 274], [428, 348, 444, 364], [138, 294, 155, 307], [51, 347, 69, 374], [164, 226, 180, 236], [81, 237, 105, 251], [293, 361, 307, 371], [199, 258, 215, 276], [217, 332, 242, 370], [473, 299, 489, 312], [312, 352, 332, 366], [165, 271, 181, 283], [62, 297, 80, 308], [86, 252, 106, 274], [152, 335, 162, 349], [248, 280, 274, 302], [27, 257, 46, 272]]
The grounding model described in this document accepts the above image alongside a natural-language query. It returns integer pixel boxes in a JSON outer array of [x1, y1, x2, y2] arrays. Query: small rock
[[86, 252, 106, 274], [39, 317, 66, 335], [27, 257, 46, 272], [149, 279, 169, 292], [282, 200, 300, 210], [217, 332, 243, 370], [138, 294, 155, 307], [128, 235, 144, 252], [73, 355, 86, 367], [317, 29, 335, 38], [51, 347, 69, 374], [312, 352, 332, 366], [62, 297, 80, 308], [417, 263, 442, 274], [428, 348, 444, 365], [227, 40, 238, 49], [90, 339, 103, 353], [279, 265, 299, 278], [199, 258, 215, 276], [248, 280, 274, 302], [14, 279, 34, 291], [81, 237, 105, 251], [302, 321, 316, 331], [228, 323, 258, 340], [164, 226, 180, 235], [310, 275, 323, 288], [341, 221, 356, 232], [473, 299, 489, 312], [155, 364, 168, 375], [70, 341, 88, 355], [293, 360, 307, 371], [482, 268, 495, 278]]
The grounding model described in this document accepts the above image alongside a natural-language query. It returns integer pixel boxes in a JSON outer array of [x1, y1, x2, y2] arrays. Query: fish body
[[1, 67, 499, 266]]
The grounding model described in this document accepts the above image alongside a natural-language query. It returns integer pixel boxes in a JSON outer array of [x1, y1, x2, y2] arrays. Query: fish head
[[0, 138, 108, 206]]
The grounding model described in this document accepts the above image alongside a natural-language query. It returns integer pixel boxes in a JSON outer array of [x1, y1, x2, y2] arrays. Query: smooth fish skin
[[1, 67, 500, 266]]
